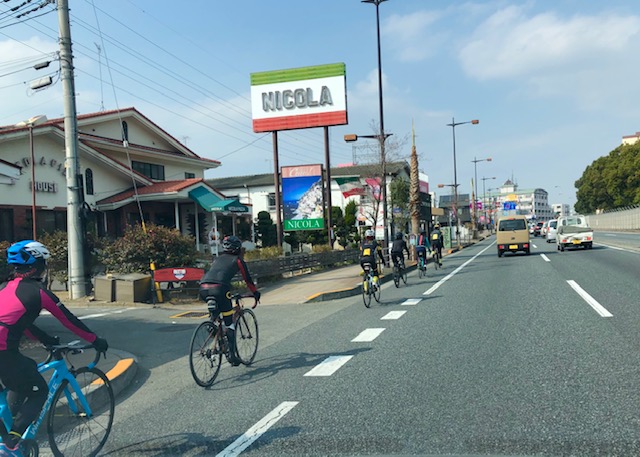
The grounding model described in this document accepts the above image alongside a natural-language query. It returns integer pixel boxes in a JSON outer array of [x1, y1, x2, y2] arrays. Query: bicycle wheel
[[189, 321, 222, 387], [373, 277, 382, 303], [362, 278, 372, 308], [393, 266, 400, 288], [433, 252, 440, 270], [234, 309, 259, 365], [401, 266, 408, 285], [47, 366, 114, 457], [418, 260, 424, 278]]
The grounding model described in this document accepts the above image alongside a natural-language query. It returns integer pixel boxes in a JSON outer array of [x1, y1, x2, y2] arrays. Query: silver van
[[545, 219, 558, 243]]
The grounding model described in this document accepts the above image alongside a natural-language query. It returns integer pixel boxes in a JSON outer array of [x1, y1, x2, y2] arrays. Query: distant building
[[552, 203, 570, 217], [484, 179, 553, 222], [622, 132, 640, 145]]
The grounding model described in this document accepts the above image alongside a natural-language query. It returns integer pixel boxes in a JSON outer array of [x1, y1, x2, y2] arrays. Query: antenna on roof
[[95, 43, 105, 111]]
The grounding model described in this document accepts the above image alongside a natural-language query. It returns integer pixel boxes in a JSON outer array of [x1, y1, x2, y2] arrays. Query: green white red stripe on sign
[[250, 63, 347, 132]]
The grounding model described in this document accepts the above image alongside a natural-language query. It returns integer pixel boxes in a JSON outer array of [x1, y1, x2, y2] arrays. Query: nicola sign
[[250, 63, 347, 133]]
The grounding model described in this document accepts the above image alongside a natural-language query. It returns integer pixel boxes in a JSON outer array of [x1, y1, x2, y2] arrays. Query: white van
[[545, 219, 558, 243]]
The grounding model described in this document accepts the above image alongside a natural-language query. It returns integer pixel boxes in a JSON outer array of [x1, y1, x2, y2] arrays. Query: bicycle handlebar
[[44, 341, 105, 366]]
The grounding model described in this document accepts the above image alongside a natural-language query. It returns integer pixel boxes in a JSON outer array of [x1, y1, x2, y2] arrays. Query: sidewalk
[[35, 231, 490, 400]]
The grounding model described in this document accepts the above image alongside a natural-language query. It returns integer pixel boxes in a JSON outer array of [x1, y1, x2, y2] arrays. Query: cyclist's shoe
[[0, 442, 24, 457]]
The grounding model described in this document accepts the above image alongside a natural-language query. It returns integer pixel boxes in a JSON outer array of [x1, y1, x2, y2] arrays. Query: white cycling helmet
[[364, 229, 375, 239]]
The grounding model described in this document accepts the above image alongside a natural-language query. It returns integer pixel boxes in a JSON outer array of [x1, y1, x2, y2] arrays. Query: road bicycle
[[0, 342, 114, 457], [417, 253, 428, 279], [392, 257, 408, 288], [189, 293, 259, 388], [361, 262, 381, 308], [433, 248, 441, 270]]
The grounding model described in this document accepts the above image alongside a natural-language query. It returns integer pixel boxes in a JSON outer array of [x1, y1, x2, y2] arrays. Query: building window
[[85, 168, 94, 195], [0, 209, 14, 242], [121, 121, 129, 142], [268, 193, 276, 209], [185, 172, 195, 179], [132, 161, 165, 180]]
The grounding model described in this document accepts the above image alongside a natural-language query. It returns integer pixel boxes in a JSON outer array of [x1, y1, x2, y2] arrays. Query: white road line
[[351, 328, 385, 342], [540, 254, 550, 262], [401, 298, 421, 306], [304, 355, 353, 377], [567, 280, 613, 318], [216, 401, 298, 457], [381, 310, 407, 320], [424, 242, 495, 296], [79, 313, 108, 320], [532, 244, 537, 249], [604, 234, 617, 237]]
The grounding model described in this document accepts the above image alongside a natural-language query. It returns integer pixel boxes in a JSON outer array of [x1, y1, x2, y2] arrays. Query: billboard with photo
[[282, 165, 325, 231]]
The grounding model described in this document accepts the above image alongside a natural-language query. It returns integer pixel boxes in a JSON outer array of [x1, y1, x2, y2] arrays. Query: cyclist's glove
[[253, 290, 261, 308], [93, 337, 109, 353]]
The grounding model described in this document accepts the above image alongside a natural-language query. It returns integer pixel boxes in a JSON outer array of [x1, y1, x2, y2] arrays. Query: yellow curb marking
[[169, 311, 208, 319], [91, 358, 134, 385], [306, 287, 355, 301]]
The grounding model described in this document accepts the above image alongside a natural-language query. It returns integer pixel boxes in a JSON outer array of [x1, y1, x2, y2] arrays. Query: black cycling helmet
[[395, 232, 403, 240], [222, 235, 242, 254]]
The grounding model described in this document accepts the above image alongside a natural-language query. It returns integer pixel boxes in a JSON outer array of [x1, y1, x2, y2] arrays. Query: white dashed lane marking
[[216, 401, 298, 457], [351, 328, 385, 342], [381, 310, 407, 320], [401, 299, 421, 306], [304, 355, 353, 377], [540, 254, 550, 262], [567, 280, 612, 318]]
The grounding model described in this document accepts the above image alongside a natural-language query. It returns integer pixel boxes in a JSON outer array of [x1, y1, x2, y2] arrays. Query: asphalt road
[[32, 235, 640, 456]]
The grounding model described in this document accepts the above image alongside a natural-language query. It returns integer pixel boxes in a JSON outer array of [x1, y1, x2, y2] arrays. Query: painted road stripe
[[304, 355, 353, 377], [532, 244, 537, 249], [567, 280, 613, 317], [425, 242, 495, 296], [352, 328, 385, 342], [80, 313, 109, 320], [401, 298, 421, 306], [381, 310, 406, 320], [540, 254, 550, 262], [216, 401, 299, 457]]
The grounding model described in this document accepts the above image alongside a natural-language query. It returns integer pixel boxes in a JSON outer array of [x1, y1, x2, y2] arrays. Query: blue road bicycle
[[0, 341, 114, 457]]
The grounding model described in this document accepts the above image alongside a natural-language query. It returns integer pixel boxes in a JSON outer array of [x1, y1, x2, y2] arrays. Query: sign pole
[[272, 131, 282, 248], [324, 126, 333, 248]]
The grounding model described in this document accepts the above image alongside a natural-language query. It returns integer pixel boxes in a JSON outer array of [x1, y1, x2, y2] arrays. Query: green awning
[[188, 186, 221, 211], [210, 199, 249, 213]]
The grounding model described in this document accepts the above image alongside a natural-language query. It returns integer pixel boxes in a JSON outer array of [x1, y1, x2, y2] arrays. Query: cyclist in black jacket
[[199, 236, 259, 366], [390, 232, 410, 269]]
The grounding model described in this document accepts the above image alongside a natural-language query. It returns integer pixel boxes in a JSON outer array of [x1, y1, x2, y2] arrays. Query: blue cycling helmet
[[7, 240, 51, 266]]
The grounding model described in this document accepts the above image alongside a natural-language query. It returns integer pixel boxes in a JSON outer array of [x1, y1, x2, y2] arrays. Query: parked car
[[546, 219, 558, 243], [540, 221, 549, 237], [533, 221, 544, 237]]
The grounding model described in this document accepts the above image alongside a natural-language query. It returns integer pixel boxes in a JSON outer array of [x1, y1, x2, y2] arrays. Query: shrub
[[40, 231, 104, 289], [99, 223, 200, 274], [0, 241, 10, 281], [243, 246, 281, 261]]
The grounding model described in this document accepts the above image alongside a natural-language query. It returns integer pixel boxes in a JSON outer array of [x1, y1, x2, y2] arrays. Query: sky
[[2, 0, 640, 208]]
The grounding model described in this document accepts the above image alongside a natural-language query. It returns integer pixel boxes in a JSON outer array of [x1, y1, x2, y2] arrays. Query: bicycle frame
[[0, 350, 97, 443]]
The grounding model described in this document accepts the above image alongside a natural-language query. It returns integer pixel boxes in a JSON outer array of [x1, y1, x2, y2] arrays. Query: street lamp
[[445, 117, 479, 249], [362, 0, 390, 250], [481, 176, 496, 231], [471, 156, 492, 238]]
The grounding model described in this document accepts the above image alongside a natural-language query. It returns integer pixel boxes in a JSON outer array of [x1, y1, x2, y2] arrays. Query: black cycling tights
[[0, 351, 48, 445]]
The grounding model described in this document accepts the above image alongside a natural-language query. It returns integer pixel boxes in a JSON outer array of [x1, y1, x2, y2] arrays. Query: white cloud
[[383, 10, 444, 62], [459, 6, 640, 80]]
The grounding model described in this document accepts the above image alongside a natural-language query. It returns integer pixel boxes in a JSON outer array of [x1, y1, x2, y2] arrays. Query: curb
[[104, 348, 138, 398]]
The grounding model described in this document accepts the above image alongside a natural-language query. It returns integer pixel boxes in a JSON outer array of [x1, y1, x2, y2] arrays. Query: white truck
[[556, 215, 593, 251]]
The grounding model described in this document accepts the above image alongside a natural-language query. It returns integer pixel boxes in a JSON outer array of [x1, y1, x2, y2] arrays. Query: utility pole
[[58, 0, 88, 299]]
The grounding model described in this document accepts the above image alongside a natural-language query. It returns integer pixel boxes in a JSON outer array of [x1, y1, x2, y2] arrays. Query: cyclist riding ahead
[[390, 232, 410, 270], [359, 229, 385, 288], [431, 223, 444, 267], [0, 240, 108, 457], [416, 230, 432, 268], [199, 236, 260, 367]]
